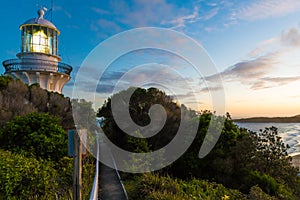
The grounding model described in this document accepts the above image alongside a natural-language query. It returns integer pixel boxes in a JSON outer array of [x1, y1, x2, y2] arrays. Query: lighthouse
[[2, 9, 72, 93]]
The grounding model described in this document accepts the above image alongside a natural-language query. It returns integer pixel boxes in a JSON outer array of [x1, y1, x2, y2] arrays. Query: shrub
[[124, 173, 246, 200], [0, 112, 67, 161], [0, 150, 60, 199]]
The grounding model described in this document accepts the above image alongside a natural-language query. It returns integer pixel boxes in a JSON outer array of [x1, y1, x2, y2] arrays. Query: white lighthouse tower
[[2, 9, 72, 93]]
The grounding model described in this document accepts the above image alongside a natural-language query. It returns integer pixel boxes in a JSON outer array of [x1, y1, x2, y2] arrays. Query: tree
[[0, 150, 61, 199], [0, 76, 99, 199], [0, 75, 74, 130], [0, 77, 36, 126], [71, 99, 97, 131], [250, 127, 298, 194], [97, 87, 183, 152], [0, 75, 13, 89], [0, 112, 67, 161], [97, 87, 300, 198], [228, 126, 300, 197]]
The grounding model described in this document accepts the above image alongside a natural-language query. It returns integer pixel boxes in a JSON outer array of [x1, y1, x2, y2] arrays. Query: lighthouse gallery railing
[[3, 58, 72, 75]]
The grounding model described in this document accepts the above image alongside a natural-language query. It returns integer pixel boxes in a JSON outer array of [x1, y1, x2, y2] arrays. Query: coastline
[[233, 115, 300, 123]]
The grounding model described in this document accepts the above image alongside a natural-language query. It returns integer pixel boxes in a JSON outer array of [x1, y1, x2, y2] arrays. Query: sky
[[1, 0, 300, 118]]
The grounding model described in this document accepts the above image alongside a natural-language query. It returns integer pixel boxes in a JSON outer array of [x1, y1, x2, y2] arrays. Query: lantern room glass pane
[[22, 26, 33, 53], [31, 26, 48, 53], [21, 25, 58, 56]]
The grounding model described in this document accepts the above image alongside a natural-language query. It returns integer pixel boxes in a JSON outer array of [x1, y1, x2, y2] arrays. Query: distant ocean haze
[[235, 122, 300, 155]]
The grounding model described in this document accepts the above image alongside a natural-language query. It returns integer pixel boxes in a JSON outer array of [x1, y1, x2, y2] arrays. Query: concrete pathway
[[99, 164, 127, 200], [98, 141, 127, 200]]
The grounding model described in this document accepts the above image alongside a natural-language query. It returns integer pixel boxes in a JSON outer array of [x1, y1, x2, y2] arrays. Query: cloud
[[251, 76, 300, 89], [91, 0, 177, 28], [204, 51, 300, 90], [96, 84, 115, 93], [199, 21, 300, 92], [161, 6, 199, 29], [235, 0, 300, 21], [200, 85, 223, 93], [89, 0, 181, 38], [73, 64, 190, 95], [169, 91, 196, 100], [53, 6, 72, 19], [247, 37, 278, 57], [82, 71, 127, 93], [69, 70, 125, 94], [204, 27, 216, 32], [100, 71, 125, 81], [91, 7, 110, 15], [200, 7, 219, 21], [123, 0, 178, 27], [247, 26, 300, 58], [90, 0, 222, 32], [162, 5, 220, 29], [214, 52, 279, 80], [281, 27, 300, 47], [90, 18, 122, 35]]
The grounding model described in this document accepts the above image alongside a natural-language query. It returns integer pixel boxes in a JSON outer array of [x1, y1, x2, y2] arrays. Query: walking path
[[99, 164, 127, 200], [98, 141, 127, 200]]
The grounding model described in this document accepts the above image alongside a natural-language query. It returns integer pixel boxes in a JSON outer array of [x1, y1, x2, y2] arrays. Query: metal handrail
[[89, 119, 128, 200], [89, 132, 100, 200], [89, 131, 129, 200], [109, 149, 129, 200], [2, 58, 72, 75]]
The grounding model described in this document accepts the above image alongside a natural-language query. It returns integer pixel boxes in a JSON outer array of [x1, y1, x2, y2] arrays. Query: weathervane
[[36, 0, 54, 22]]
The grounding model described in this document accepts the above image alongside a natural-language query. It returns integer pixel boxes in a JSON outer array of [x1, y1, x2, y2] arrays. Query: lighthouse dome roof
[[20, 9, 58, 30]]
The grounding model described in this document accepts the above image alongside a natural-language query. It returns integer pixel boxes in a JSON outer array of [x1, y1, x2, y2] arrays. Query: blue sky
[[1, 0, 300, 118]]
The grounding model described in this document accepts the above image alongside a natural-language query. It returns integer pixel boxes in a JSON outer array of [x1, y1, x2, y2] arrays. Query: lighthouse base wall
[[7, 71, 70, 94]]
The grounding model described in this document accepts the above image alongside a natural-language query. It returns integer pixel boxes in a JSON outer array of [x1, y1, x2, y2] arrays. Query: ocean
[[235, 122, 300, 155]]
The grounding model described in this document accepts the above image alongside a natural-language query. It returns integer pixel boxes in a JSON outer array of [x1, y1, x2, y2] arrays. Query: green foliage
[[0, 75, 13, 89], [47, 92, 74, 130], [0, 77, 34, 126], [98, 87, 300, 199], [124, 173, 246, 200], [82, 156, 97, 200], [98, 87, 184, 152], [71, 98, 97, 131], [0, 149, 60, 199], [0, 149, 96, 200], [0, 112, 67, 161], [233, 127, 299, 197], [248, 186, 277, 200], [246, 171, 280, 195], [0, 75, 74, 130], [168, 112, 238, 181], [255, 127, 297, 182], [0, 76, 98, 199]]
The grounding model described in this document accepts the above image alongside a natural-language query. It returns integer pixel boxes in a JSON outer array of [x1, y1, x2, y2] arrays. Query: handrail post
[[73, 130, 82, 200]]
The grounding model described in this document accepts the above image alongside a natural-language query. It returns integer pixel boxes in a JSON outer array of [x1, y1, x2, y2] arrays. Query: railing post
[[73, 130, 82, 200]]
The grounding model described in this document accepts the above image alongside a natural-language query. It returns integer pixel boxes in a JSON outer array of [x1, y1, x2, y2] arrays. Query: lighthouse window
[[21, 25, 58, 56], [22, 26, 33, 53], [53, 34, 58, 55], [31, 27, 49, 54]]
